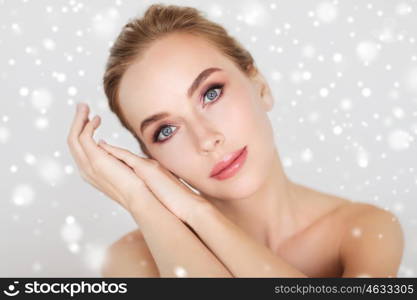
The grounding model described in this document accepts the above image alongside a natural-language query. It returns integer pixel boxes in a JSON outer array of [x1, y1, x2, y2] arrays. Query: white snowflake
[[207, 4, 223, 19], [319, 87, 329, 98], [0, 126, 10, 143], [174, 266, 188, 277], [67, 86, 78, 96], [315, 2, 339, 23], [11, 184, 35, 207], [387, 129, 413, 151], [361, 88, 372, 98], [356, 41, 379, 63], [60, 217, 83, 244], [35, 117, 49, 130], [239, 1, 268, 27], [42, 38, 56, 51], [301, 148, 313, 162], [31, 88, 53, 111], [351, 227, 362, 238], [395, 3, 413, 16], [83, 243, 106, 272], [24, 153, 37, 165], [38, 157, 64, 186], [357, 148, 369, 168], [92, 7, 120, 38]]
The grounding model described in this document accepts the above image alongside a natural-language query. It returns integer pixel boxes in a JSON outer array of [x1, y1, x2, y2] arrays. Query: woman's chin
[[204, 171, 266, 202]]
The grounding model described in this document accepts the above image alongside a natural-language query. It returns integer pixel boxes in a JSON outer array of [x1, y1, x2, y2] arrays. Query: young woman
[[67, 4, 404, 277]]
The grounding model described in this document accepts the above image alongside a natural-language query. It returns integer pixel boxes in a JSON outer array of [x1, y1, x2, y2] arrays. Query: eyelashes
[[152, 83, 225, 143]]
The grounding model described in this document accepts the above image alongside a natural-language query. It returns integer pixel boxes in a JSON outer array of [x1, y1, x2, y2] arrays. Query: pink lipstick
[[210, 146, 248, 180]]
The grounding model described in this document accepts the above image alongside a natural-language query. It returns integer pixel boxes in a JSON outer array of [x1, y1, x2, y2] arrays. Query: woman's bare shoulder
[[101, 229, 160, 277], [337, 200, 403, 236], [304, 182, 384, 217], [308, 189, 393, 233], [337, 201, 404, 277], [335, 199, 393, 221]]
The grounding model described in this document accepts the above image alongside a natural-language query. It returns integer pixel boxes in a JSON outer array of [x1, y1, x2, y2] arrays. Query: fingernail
[[98, 139, 106, 145]]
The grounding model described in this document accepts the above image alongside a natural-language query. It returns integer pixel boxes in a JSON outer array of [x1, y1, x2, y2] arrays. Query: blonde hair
[[103, 4, 256, 158]]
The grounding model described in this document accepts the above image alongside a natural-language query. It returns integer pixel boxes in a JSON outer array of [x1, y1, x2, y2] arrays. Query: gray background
[[0, 0, 416, 277]]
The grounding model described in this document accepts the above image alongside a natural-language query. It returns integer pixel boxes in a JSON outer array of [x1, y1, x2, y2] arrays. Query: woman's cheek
[[161, 127, 203, 176], [149, 88, 256, 179], [220, 91, 259, 137]]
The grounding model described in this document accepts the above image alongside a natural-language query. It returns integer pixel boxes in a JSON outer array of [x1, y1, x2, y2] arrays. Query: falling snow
[[238, 1, 269, 27], [83, 243, 106, 272], [355, 273, 371, 278], [38, 158, 65, 186], [356, 41, 380, 64], [11, 184, 35, 207], [30, 88, 53, 111], [60, 215, 83, 244], [315, 2, 339, 23], [301, 148, 313, 162], [92, 7, 120, 38], [387, 129, 413, 151], [351, 227, 362, 238], [0, 126, 11, 143], [174, 266, 188, 278], [1, 0, 416, 278]]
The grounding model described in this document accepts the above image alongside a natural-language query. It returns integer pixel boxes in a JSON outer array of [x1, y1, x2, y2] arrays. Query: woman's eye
[[202, 85, 223, 105], [153, 125, 176, 143], [152, 84, 224, 143]]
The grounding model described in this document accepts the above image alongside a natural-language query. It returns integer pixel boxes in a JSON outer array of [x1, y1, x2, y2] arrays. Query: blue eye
[[153, 125, 176, 143], [202, 84, 223, 105], [152, 83, 224, 143]]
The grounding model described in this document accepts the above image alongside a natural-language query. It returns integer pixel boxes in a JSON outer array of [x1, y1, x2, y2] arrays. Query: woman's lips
[[210, 146, 248, 179]]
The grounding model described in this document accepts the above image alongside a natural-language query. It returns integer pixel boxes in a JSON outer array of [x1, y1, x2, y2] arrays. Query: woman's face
[[118, 33, 276, 201]]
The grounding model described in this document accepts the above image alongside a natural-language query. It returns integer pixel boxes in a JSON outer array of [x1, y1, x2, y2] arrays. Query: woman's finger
[[97, 141, 195, 202], [68, 105, 122, 200], [98, 140, 154, 166], [78, 114, 108, 170], [98, 141, 205, 221], [67, 103, 89, 141], [67, 103, 95, 174], [78, 119, 152, 199]]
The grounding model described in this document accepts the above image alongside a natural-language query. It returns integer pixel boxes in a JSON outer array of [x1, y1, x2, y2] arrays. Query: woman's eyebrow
[[140, 112, 170, 135], [140, 67, 223, 135], [187, 67, 222, 97]]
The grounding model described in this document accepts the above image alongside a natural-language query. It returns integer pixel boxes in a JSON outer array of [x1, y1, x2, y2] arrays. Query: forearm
[[128, 196, 233, 277], [188, 203, 308, 277]]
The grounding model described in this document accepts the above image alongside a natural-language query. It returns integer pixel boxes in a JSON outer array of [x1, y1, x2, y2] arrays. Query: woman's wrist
[[126, 191, 159, 221], [126, 188, 216, 227], [185, 198, 216, 227]]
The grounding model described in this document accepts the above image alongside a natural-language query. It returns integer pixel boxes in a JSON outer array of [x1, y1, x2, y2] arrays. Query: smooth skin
[[68, 103, 233, 277], [67, 104, 404, 277]]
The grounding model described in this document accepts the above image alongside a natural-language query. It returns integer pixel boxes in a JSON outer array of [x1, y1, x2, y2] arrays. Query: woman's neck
[[205, 149, 308, 251]]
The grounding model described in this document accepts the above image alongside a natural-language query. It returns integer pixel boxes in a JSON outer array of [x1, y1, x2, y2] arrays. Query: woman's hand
[[66, 102, 159, 212], [97, 139, 210, 223]]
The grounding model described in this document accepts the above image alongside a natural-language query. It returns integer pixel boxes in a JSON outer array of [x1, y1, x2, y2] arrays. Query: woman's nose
[[191, 121, 224, 154]]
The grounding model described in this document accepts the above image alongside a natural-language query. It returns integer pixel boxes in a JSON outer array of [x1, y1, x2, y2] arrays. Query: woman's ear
[[258, 80, 274, 112], [249, 67, 274, 112]]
